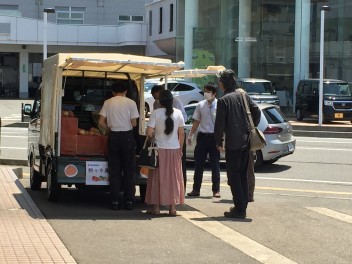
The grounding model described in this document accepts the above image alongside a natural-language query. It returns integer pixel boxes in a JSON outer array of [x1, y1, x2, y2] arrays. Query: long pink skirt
[[145, 148, 184, 206]]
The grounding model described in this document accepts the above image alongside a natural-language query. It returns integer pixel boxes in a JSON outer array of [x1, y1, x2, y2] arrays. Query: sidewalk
[[0, 166, 76, 264]]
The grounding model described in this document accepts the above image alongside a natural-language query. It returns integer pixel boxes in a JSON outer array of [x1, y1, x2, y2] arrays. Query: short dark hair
[[219, 69, 236, 90], [151, 85, 164, 95], [204, 84, 217, 95], [111, 81, 128, 93]]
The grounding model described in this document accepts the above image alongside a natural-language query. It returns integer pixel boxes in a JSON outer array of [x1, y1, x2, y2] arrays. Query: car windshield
[[262, 107, 287, 124], [323, 83, 351, 96], [243, 82, 272, 95]]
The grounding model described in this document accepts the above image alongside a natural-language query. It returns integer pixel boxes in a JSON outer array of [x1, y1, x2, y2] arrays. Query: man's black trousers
[[107, 130, 136, 203]]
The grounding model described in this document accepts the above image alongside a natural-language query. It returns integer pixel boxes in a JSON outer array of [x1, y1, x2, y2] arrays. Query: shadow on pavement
[[255, 164, 291, 173]]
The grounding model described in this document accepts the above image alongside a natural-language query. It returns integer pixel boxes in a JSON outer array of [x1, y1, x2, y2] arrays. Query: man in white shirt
[[99, 81, 140, 210], [186, 84, 221, 198]]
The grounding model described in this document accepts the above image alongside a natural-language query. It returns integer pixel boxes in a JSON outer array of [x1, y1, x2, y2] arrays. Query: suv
[[236, 78, 280, 106], [144, 79, 204, 116], [295, 79, 352, 123]]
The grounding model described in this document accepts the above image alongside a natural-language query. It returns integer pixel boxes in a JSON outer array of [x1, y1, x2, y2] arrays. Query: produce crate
[[61, 117, 78, 135], [77, 135, 105, 155], [60, 134, 77, 155]]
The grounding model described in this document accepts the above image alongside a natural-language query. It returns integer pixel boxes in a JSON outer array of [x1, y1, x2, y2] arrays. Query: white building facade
[[0, 0, 147, 98]]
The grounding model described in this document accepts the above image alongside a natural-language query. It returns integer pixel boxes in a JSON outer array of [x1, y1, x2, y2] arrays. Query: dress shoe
[[125, 201, 133, 210], [213, 191, 221, 198], [187, 190, 200, 197], [224, 209, 246, 219], [111, 201, 121, 211]]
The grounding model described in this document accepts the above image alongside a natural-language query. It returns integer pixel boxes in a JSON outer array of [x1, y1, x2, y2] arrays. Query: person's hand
[[187, 134, 194, 146], [217, 146, 224, 152]]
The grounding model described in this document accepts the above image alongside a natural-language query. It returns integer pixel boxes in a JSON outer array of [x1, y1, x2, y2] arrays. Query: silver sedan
[[184, 103, 296, 167]]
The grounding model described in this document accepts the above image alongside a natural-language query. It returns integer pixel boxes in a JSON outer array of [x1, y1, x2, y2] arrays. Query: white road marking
[[0, 147, 27, 150], [0, 135, 28, 138], [202, 172, 352, 186], [179, 210, 297, 264], [259, 192, 352, 201], [255, 177, 352, 186], [306, 207, 352, 224], [296, 146, 352, 151], [297, 139, 352, 144]]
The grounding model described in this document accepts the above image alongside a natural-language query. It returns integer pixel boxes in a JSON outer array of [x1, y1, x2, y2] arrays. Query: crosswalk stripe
[[306, 207, 352, 224], [179, 210, 297, 264]]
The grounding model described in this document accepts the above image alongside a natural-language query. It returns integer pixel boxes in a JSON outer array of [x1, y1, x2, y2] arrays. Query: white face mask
[[204, 92, 213, 101]]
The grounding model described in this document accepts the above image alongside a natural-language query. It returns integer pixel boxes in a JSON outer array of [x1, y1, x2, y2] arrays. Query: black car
[[295, 79, 352, 123]]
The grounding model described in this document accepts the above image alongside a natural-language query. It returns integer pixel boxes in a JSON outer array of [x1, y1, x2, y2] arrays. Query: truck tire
[[46, 160, 61, 202], [29, 156, 42, 190], [139, 184, 147, 203]]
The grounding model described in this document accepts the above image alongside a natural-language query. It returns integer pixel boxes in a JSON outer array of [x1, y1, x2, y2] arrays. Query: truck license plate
[[335, 113, 343, 118]]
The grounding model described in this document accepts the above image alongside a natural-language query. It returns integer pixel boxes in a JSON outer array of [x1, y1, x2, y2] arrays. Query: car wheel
[[296, 108, 303, 121], [139, 184, 147, 203], [144, 103, 150, 117], [254, 150, 263, 168], [46, 160, 61, 202], [29, 155, 42, 190]]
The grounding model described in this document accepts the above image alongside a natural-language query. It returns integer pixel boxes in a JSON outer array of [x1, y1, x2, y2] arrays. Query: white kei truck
[[22, 53, 184, 202]]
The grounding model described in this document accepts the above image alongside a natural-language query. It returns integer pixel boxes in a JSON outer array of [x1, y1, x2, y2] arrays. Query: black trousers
[[192, 133, 220, 193], [225, 146, 250, 213], [108, 130, 136, 202]]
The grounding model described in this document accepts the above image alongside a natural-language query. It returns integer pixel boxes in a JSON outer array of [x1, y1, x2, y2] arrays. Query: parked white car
[[144, 79, 204, 116], [184, 103, 296, 167]]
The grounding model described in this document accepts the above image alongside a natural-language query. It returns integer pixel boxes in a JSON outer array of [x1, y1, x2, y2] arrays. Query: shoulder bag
[[138, 138, 159, 169], [238, 89, 266, 151]]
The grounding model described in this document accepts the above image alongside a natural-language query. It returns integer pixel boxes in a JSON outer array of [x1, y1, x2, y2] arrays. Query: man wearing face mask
[[187, 84, 221, 198]]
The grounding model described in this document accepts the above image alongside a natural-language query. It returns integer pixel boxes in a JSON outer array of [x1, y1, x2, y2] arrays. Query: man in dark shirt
[[214, 70, 261, 219]]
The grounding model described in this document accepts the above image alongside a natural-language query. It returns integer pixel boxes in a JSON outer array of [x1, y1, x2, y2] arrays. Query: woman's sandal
[[168, 210, 178, 217]]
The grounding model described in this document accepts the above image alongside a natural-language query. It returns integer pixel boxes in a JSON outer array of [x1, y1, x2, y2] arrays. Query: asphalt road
[[1, 100, 352, 263], [12, 136, 352, 264]]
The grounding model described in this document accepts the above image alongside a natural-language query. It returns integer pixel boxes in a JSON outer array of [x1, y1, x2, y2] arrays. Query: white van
[[22, 53, 183, 202]]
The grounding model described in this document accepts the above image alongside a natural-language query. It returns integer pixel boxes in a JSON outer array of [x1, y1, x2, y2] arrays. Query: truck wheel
[[30, 156, 42, 190], [46, 161, 61, 202], [296, 108, 304, 121], [139, 184, 147, 203]]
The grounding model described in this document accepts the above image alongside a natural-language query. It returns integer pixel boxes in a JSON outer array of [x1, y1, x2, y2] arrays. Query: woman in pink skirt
[[145, 90, 185, 216]]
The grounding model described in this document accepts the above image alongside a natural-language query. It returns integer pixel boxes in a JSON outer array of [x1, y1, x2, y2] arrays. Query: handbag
[[138, 138, 159, 169], [239, 89, 266, 151]]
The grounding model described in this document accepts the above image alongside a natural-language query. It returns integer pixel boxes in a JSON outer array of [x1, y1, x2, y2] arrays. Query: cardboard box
[[61, 117, 78, 135], [60, 134, 77, 155], [77, 135, 105, 155]]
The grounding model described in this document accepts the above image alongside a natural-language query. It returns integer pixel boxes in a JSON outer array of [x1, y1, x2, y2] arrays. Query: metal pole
[[43, 11, 48, 61], [318, 6, 330, 126]]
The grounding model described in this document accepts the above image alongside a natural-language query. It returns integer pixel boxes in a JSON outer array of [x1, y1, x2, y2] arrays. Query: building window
[[169, 4, 174, 32], [118, 15, 144, 23], [149, 11, 152, 36], [159, 7, 163, 34], [56, 6, 85, 24], [0, 4, 19, 16]]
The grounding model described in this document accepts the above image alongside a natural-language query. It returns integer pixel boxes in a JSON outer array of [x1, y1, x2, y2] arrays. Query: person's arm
[[178, 126, 185, 152], [98, 115, 108, 130], [131, 118, 137, 127], [187, 120, 200, 145], [214, 99, 226, 152], [146, 126, 155, 138]]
